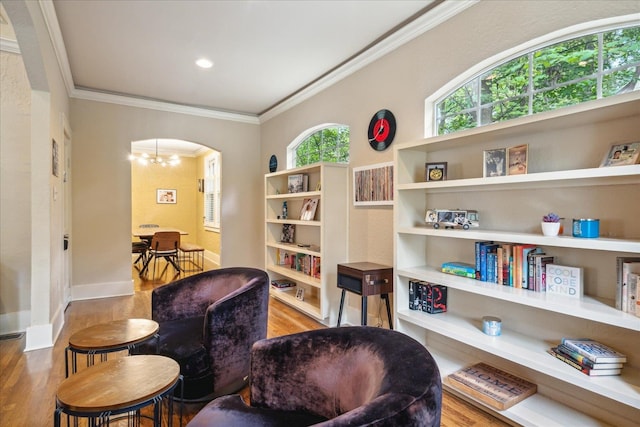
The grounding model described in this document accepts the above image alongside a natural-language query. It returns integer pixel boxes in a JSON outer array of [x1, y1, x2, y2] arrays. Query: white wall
[[69, 99, 261, 299]]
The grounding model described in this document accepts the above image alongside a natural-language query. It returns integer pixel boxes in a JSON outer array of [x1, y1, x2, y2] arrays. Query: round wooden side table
[[65, 318, 159, 376], [54, 355, 183, 427]]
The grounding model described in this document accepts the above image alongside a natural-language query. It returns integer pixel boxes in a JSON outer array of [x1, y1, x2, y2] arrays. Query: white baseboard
[[71, 279, 134, 301], [204, 249, 220, 267], [0, 309, 30, 336], [25, 323, 53, 351]]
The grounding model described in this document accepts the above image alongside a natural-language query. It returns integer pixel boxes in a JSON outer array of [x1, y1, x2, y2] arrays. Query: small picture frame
[[52, 139, 59, 177], [425, 162, 447, 182], [295, 288, 305, 301], [599, 142, 640, 167], [483, 148, 507, 177], [508, 144, 528, 175], [157, 188, 177, 204]]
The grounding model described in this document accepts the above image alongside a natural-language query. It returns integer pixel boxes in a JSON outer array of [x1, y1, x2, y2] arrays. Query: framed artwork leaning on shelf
[[483, 148, 507, 177], [600, 142, 640, 167], [508, 144, 528, 175], [425, 162, 448, 181]]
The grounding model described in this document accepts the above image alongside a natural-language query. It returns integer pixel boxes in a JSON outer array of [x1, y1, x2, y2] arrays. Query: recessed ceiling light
[[196, 58, 213, 69]]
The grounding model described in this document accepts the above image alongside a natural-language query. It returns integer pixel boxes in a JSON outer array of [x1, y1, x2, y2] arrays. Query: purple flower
[[542, 213, 561, 223]]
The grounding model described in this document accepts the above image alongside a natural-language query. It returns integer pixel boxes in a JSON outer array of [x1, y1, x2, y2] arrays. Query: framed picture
[[300, 198, 319, 221], [353, 161, 393, 206], [508, 144, 528, 175], [483, 148, 507, 177], [425, 162, 448, 182], [52, 139, 59, 177], [599, 142, 640, 167], [157, 188, 177, 204], [295, 288, 305, 301]]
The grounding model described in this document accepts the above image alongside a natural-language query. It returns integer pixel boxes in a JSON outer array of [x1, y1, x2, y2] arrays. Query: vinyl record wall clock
[[368, 109, 396, 151]]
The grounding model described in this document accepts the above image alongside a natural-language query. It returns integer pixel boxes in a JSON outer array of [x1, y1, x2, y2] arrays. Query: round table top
[[68, 318, 159, 351], [56, 355, 180, 413]]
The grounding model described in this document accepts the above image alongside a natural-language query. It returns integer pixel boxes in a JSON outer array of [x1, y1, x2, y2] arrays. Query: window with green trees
[[290, 125, 350, 168], [436, 25, 639, 135]]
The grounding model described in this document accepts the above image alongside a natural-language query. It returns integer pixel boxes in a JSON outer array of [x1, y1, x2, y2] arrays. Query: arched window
[[429, 20, 639, 136], [287, 124, 350, 168]]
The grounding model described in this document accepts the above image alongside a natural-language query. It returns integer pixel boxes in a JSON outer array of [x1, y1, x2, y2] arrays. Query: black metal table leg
[[336, 289, 346, 327], [382, 293, 393, 329]]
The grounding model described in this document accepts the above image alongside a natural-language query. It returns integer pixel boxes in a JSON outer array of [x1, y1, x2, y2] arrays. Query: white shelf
[[394, 93, 640, 425], [434, 353, 616, 427], [398, 266, 640, 331], [265, 163, 348, 323], [397, 227, 640, 253], [398, 309, 640, 409], [397, 165, 640, 192]]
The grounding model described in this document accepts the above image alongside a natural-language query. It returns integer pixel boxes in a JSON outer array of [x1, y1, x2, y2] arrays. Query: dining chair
[[142, 231, 181, 278]]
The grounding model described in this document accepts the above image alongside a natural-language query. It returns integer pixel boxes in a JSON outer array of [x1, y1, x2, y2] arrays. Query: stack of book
[[547, 338, 627, 376]]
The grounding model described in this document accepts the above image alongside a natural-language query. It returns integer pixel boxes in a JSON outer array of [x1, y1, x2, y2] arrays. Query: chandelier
[[129, 139, 180, 167]]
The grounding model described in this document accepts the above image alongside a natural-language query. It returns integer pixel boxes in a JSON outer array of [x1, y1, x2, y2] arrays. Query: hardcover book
[[441, 262, 476, 279], [447, 363, 537, 410], [560, 338, 627, 363], [270, 279, 296, 289], [545, 264, 583, 298], [555, 344, 624, 370], [547, 347, 622, 376], [615, 257, 640, 310]]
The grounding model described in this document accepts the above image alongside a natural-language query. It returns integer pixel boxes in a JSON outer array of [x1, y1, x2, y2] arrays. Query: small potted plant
[[541, 212, 561, 236]]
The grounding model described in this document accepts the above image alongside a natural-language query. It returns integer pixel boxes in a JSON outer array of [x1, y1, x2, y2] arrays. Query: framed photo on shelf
[[483, 148, 507, 177], [299, 198, 319, 221], [508, 144, 528, 175], [295, 287, 305, 301], [157, 189, 177, 204], [425, 162, 448, 182], [599, 142, 640, 167]]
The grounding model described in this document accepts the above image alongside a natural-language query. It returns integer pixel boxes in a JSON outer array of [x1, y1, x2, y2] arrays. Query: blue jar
[[572, 218, 599, 238]]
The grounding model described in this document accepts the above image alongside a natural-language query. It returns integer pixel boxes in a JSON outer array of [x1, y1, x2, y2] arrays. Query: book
[[522, 246, 541, 289], [487, 252, 497, 284], [442, 261, 476, 278], [500, 243, 512, 286], [560, 338, 627, 363], [281, 224, 295, 243], [422, 282, 447, 313], [615, 257, 640, 310], [287, 174, 306, 193], [270, 279, 296, 289], [545, 264, 583, 298], [628, 272, 639, 316], [622, 260, 640, 313], [474, 241, 494, 281], [299, 198, 319, 221], [547, 347, 622, 376], [555, 344, 623, 370], [481, 243, 499, 282], [534, 255, 555, 292], [447, 363, 537, 410]]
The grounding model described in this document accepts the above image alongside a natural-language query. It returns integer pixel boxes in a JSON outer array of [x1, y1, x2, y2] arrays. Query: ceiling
[[48, 0, 453, 119]]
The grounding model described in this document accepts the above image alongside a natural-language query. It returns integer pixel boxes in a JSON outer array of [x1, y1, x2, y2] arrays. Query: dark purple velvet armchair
[[133, 267, 269, 401], [187, 326, 442, 426]]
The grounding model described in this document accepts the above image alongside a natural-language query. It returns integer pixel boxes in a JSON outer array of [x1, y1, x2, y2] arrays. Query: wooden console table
[[65, 318, 159, 376], [54, 355, 182, 427], [336, 262, 393, 329]]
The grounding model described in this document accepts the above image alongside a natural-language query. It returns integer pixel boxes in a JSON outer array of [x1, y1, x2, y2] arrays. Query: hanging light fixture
[[129, 139, 180, 167]]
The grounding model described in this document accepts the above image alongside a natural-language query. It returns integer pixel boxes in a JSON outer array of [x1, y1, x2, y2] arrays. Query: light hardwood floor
[[0, 259, 509, 426]]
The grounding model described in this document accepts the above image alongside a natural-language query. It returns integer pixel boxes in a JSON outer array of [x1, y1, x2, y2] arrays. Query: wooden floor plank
[[0, 260, 508, 426]]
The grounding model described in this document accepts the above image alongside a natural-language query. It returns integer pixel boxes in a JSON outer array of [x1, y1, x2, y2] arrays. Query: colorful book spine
[[547, 348, 622, 376], [556, 345, 623, 369]]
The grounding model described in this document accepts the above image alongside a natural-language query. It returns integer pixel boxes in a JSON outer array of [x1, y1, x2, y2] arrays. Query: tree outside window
[[290, 125, 350, 168]]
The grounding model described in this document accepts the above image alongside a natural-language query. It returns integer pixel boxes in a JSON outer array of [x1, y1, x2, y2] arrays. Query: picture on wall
[[157, 188, 177, 204], [52, 139, 59, 177], [353, 161, 393, 206]]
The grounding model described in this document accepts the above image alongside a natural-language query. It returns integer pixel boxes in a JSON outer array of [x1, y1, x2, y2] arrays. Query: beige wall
[[70, 99, 260, 298], [259, 1, 640, 324], [195, 150, 222, 257]]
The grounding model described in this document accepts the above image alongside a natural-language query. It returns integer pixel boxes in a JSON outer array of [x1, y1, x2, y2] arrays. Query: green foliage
[[295, 126, 350, 167], [437, 26, 639, 135]]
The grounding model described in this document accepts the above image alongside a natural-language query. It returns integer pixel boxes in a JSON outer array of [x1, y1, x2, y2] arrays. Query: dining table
[[132, 227, 188, 276]]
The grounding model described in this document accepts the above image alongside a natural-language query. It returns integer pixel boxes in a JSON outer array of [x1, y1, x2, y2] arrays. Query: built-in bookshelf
[[265, 163, 348, 324], [394, 92, 640, 426]]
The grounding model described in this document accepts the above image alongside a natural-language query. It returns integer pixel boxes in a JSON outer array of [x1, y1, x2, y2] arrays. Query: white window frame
[[204, 151, 221, 230], [424, 15, 640, 137], [287, 123, 349, 169]]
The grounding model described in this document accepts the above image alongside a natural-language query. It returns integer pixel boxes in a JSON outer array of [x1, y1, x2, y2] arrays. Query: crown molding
[[258, 0, 478, 123], [38, 0, 475, 125]]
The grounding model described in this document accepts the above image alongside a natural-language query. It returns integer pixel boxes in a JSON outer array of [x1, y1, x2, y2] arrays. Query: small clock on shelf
[[425, 162, 448, 181]]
